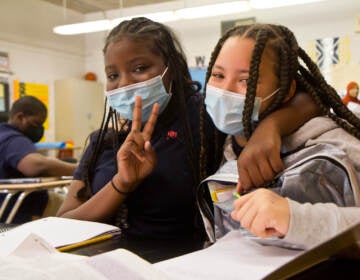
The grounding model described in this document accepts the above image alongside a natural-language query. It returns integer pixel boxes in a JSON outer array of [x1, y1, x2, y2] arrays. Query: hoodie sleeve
[[282, 198, 360, 249]]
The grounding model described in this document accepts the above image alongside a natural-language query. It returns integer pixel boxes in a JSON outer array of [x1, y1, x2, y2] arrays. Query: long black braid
[[205, 23, 360, 142], [79, 100, 129, 200]]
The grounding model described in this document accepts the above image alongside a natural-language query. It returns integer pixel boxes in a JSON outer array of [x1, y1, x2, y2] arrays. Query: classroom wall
[[84, 0, 360, 91], [1, 0, 360, 141], [0, 0, 86, 141], [0, 39, 86, 140]]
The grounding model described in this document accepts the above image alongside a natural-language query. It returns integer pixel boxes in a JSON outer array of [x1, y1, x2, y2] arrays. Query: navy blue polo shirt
[[0, 123, 37, 179], [74, 93, 217, 239], [0, 123, 48, 223]]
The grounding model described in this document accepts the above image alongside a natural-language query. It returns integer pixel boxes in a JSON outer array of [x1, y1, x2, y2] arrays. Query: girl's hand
[[114, 96, 159, 192], [231, 189, 290, 238], [236, 123, 284, 193]]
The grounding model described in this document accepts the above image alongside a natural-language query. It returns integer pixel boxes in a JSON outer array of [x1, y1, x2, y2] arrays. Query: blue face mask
[[205, 84, 279, 136], [105, 68, 171, 121]]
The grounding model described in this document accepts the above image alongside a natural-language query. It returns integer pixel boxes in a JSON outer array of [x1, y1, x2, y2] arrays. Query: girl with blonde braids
[[203, 23, 360, 248]]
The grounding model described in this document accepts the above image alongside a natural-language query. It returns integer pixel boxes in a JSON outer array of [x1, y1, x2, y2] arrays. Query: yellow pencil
[[57, 233, 113, 252]]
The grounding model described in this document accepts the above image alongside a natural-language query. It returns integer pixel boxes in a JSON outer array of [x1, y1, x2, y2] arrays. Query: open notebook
[[0, 233, 170, 280], [0, 217, 121, 255]]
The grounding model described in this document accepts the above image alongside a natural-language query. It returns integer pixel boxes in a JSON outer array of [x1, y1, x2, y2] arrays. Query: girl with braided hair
[[57, 17, 226, 242], [203, 23, 360, 248], [57, 18, 318, 244]]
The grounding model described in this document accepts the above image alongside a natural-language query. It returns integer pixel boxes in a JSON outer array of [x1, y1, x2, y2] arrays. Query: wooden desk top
[[0, 180, 72, 191]]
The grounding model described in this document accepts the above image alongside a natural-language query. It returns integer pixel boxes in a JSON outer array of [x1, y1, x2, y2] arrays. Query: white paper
[[0, 247, 170, 280], [0, 254, 103, 280], [0, 217, 120, 255], [10, 233, 57, 257], [155, 231, 302, 280], [85, 249, 171, 280], [0, 230, 170, 280]]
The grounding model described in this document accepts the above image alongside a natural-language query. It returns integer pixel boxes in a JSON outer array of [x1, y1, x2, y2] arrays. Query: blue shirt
[[0, 123, 48, 223], [0, 123, 37, 179], [74, 93, 220, 239]]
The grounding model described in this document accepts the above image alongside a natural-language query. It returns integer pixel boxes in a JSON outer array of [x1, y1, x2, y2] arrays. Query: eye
[[211, 72, 224, 79], [106, 73, 118, 81], [133, 65, 148, 73], [239, 79, 248, 85]]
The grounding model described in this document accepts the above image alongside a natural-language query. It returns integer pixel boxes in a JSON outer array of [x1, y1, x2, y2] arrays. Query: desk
[[61, 234, 360, 276], [69, 234, 207, 264], [288, 258, 360, 279], [0, 180, 71, 224]]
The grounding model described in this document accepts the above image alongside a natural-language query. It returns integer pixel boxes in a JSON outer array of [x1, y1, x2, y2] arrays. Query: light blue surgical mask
[[105, 68, 172, 121], [205, 84, 279, 136]]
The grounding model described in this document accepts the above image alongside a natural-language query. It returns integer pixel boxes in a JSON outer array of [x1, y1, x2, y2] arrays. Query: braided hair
[[79, 17, 203, 200], [205, 23, 360, 141]]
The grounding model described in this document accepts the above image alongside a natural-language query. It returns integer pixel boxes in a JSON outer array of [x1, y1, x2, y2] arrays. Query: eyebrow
[[212, 64, 249, 74], [104, 56, 152, 72], [105, 65, 115, 72]]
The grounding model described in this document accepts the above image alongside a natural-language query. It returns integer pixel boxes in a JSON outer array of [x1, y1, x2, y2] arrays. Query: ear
[[9, 112, 25, 128], [14, 112, 25, 122], [283, 80, 296, 103]]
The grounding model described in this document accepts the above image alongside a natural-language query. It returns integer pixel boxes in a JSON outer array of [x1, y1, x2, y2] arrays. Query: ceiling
[[41, 0, 178, 14]]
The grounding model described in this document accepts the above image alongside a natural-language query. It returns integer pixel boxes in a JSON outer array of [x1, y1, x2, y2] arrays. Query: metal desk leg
[[5, 191, 30, 224], [0, 192, 15, 221]]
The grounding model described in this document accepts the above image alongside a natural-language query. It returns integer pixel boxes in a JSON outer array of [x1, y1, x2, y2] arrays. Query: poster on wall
[[306, 36, 350, 83], [13, 80, 49, 141]]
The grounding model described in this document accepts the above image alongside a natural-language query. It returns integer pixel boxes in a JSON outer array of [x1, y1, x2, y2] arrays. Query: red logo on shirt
[[167, 130, 178, 139]]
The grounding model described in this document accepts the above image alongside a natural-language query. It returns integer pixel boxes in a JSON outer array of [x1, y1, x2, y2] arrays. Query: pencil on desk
[[57, 233, 114, 252]]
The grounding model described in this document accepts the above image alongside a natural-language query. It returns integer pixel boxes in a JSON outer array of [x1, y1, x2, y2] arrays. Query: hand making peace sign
[[113, 96, 159, 193]]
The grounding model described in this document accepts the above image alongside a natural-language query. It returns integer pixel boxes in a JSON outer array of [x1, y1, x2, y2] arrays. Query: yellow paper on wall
[[0, 83, 4, 98]]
